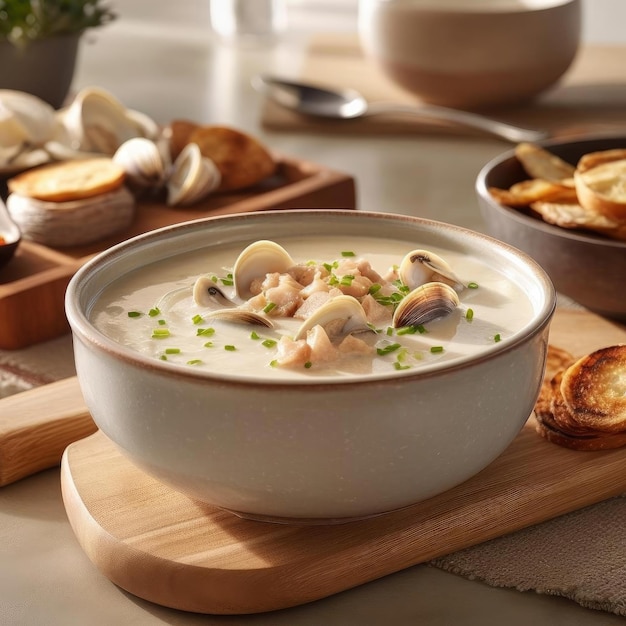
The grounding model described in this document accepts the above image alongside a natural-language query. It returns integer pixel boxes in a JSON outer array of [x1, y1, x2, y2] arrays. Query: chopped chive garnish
[[341, 250, 356, 257], [152, 328, 171, 339], [263, 302, 277, 314], [340, 274, 355, 286], [394, 362, 411, 370], [192, 314, 204, 325], [385, 327, 393, 336], [494, 333, 502, 343], [224, 345, 236, 351], [270, 359, 278, 367], [304, 361, 313, 368], [465, 308, 474, 321], [250, 331, 261, 340], [430, 346, 444, 353], [262, 339, 277, 348], [158, 319, 167, 326], [396, 326, 418, 335], [468, 282, 479, 289], [220, 278, 234, 286], [210, 275, 218, 283], [160, 355, 167, 361], [377, 343, 402, 356], [165, 348, 181, 354], [127, 311, 142, 318], [397, 348, 409, 362], [369, 283, 382, 295], [203, 341, 214, 348], [187, 359, 202, 365], [197, 327, 215, 336], [416, 324, 427, 334], [149, 307, 160, 317]]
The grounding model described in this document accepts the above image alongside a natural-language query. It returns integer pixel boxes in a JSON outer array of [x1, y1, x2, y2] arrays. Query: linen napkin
[[430, 494, 626, 616]]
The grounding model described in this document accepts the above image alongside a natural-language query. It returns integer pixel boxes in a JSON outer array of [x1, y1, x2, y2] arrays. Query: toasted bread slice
[[534, 409, 626, 451], [533, 343, 626, 450], [535, 345, 575, 424], [529, 200, 626, 241], [545, 344, 576, 381], [489, 178, 577, 208], [549, 372, 601, 436], [577, 148, 626, 173], [574, 159, 626, 221], [559, 345, 626, 433], [188, 126, 276, 191], [515, 142, 575, 182], [8, 157, 125, 202], [166, 119, 201, 161]]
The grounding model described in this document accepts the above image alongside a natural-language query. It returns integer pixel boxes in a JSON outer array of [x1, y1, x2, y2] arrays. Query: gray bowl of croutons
[[476, 134, 626, 322]]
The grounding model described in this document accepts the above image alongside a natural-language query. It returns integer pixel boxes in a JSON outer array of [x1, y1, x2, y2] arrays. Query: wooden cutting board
[[59, 309, 626, 615]]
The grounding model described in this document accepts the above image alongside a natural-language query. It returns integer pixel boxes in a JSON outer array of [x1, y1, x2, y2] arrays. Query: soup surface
[[90, 235, 536, 382]]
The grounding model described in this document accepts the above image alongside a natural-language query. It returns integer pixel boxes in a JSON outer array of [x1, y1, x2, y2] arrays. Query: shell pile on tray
[[0, 87, 277, 248], [0, 86, 227, 207], [0, 87, 157, 170]]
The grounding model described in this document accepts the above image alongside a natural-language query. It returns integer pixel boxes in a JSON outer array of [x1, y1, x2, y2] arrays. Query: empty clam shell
[[294, 295, 371, 341], [57, 86, 159, 157], [204, 308, 274, 328], [399, 249, 464, 291], [392, 282, 460, 328], [113, 137, 167, 191], [166, 143, 221, 207], [192, 276, 234, 308], [233, 240, 295, 300], [0, 90, 57, 146], [0, 90, 57, 172]]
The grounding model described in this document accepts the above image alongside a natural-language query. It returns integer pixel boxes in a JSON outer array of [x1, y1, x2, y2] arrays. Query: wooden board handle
[[0, 376, 95, 486]]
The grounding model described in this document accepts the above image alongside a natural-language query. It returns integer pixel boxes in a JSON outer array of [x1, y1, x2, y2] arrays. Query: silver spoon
[[253, 75, 549, 144]]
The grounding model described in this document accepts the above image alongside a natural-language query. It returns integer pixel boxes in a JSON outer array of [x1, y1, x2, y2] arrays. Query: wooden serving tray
[[58, 310, 626, 615], [0, 155, 356, 350]]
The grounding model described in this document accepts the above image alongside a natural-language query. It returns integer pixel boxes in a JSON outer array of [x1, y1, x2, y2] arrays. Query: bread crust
[[533, 343, 626, 450], [8, 158, 125, 202], [188, 126, 276, 191], [574, 159, 626, 221], [560, 345, 626, 433], [534, 410, 626, 451]]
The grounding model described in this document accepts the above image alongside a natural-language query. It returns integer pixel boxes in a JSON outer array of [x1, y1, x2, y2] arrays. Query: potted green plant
[[0, 0, 116, 108]]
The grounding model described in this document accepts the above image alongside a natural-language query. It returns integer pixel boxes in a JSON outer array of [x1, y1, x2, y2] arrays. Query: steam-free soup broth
[[90, 235, 536, 382]]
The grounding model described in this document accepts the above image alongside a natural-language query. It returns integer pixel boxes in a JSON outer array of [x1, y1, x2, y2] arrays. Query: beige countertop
[[1, 2, 625, 624]]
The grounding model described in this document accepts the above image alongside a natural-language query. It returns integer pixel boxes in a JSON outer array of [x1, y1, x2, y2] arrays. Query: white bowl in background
[[358, 0, 581, 110]]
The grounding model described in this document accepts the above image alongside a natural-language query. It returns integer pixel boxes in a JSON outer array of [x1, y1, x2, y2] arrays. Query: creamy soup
[[90, 235, 536, 382]]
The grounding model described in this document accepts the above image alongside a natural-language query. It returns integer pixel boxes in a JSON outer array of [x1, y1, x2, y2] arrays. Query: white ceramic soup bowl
[[65, 210, 555, 523], [358, 0, 581, 109]]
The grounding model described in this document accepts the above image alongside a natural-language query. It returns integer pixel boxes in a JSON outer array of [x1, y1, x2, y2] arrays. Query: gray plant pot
[[0, 34, 80, 108]]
